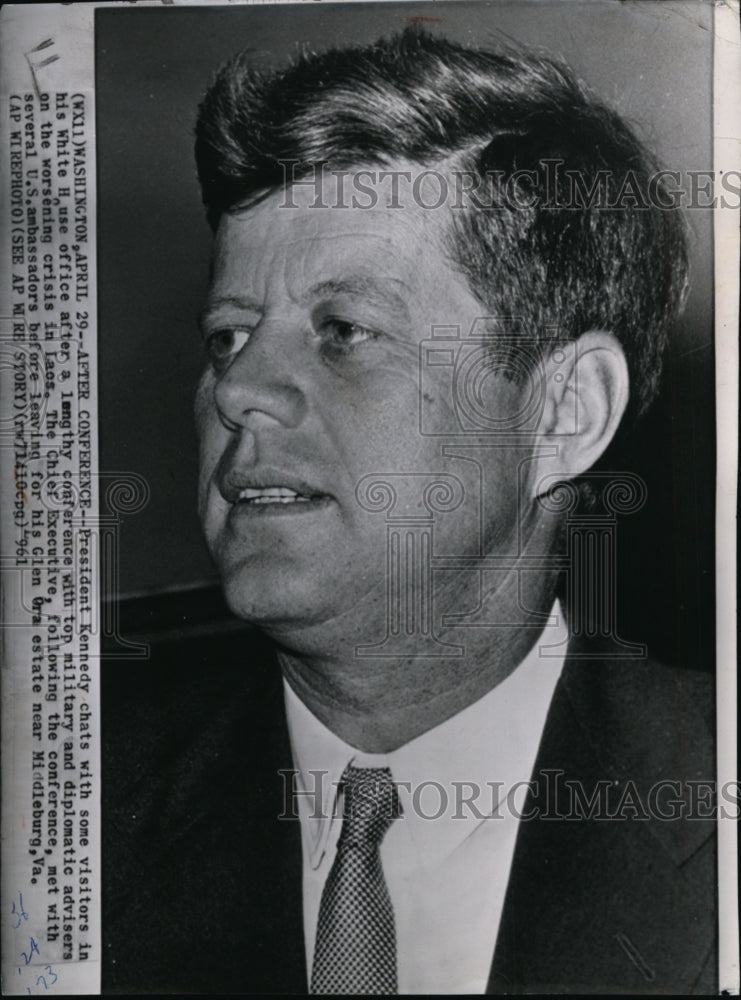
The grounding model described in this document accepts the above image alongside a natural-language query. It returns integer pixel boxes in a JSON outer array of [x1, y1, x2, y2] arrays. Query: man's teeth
[[237, 486, 313, 504]]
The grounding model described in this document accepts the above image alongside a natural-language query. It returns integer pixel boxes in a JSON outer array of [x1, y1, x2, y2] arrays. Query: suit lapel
[[140, 639, 309, 993], [236, 660, 308, 992], [488, 651, 716, 993]]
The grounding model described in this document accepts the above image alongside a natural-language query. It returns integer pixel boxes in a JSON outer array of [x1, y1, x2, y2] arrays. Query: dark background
[[96, 1, 715, 669]]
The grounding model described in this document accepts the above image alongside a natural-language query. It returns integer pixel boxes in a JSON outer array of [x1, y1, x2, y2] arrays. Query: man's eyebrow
[[198, 294, 262, 328], [307, 277, 411, 322]]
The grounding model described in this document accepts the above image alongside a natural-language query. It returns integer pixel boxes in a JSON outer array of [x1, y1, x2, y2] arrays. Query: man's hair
[[195, 27, 688, 423]]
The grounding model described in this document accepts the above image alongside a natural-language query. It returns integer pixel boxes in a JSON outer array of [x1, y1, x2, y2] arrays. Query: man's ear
[[529, 331, 630, 499]]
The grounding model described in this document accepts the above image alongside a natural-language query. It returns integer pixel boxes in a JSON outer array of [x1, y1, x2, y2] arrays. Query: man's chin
[[218, 560, 389, 645], [220, 567, 341, 632]]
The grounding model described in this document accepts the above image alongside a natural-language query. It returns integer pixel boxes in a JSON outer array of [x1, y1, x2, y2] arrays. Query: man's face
[[196, 174, 536, 637]]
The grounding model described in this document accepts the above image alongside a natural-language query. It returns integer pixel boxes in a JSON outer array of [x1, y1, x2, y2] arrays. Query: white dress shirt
[[284, 604, 567, 994]]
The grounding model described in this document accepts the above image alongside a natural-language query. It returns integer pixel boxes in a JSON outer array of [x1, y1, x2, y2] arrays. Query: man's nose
[[213, 322, 308, 430]]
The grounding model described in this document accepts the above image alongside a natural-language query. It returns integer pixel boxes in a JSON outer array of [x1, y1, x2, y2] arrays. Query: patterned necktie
[[310, 764, 400, 995]]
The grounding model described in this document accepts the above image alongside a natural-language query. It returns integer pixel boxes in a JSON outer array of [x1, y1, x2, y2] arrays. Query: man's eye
[[320, 318, 379, 349], [205, 328, 251, 372]]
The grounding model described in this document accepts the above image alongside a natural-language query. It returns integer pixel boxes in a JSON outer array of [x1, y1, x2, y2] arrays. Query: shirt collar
[[284, 601, 568, 870]]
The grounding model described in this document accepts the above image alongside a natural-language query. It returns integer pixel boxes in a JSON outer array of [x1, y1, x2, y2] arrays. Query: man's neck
[[274, 560, 562, 753]]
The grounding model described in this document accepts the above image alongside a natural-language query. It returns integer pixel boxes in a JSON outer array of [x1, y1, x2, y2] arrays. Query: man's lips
[[237, 486, 314, 505], [218, 467, 333, 506]]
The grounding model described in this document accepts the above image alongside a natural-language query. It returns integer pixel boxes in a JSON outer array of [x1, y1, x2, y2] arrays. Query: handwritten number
[[11, 892, 29, 929], [21, 937, 41, 965], [11, 901, 60, 994]]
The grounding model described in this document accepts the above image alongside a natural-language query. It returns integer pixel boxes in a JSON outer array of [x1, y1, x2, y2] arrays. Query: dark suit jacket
[[101, 629, 717, 994]]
